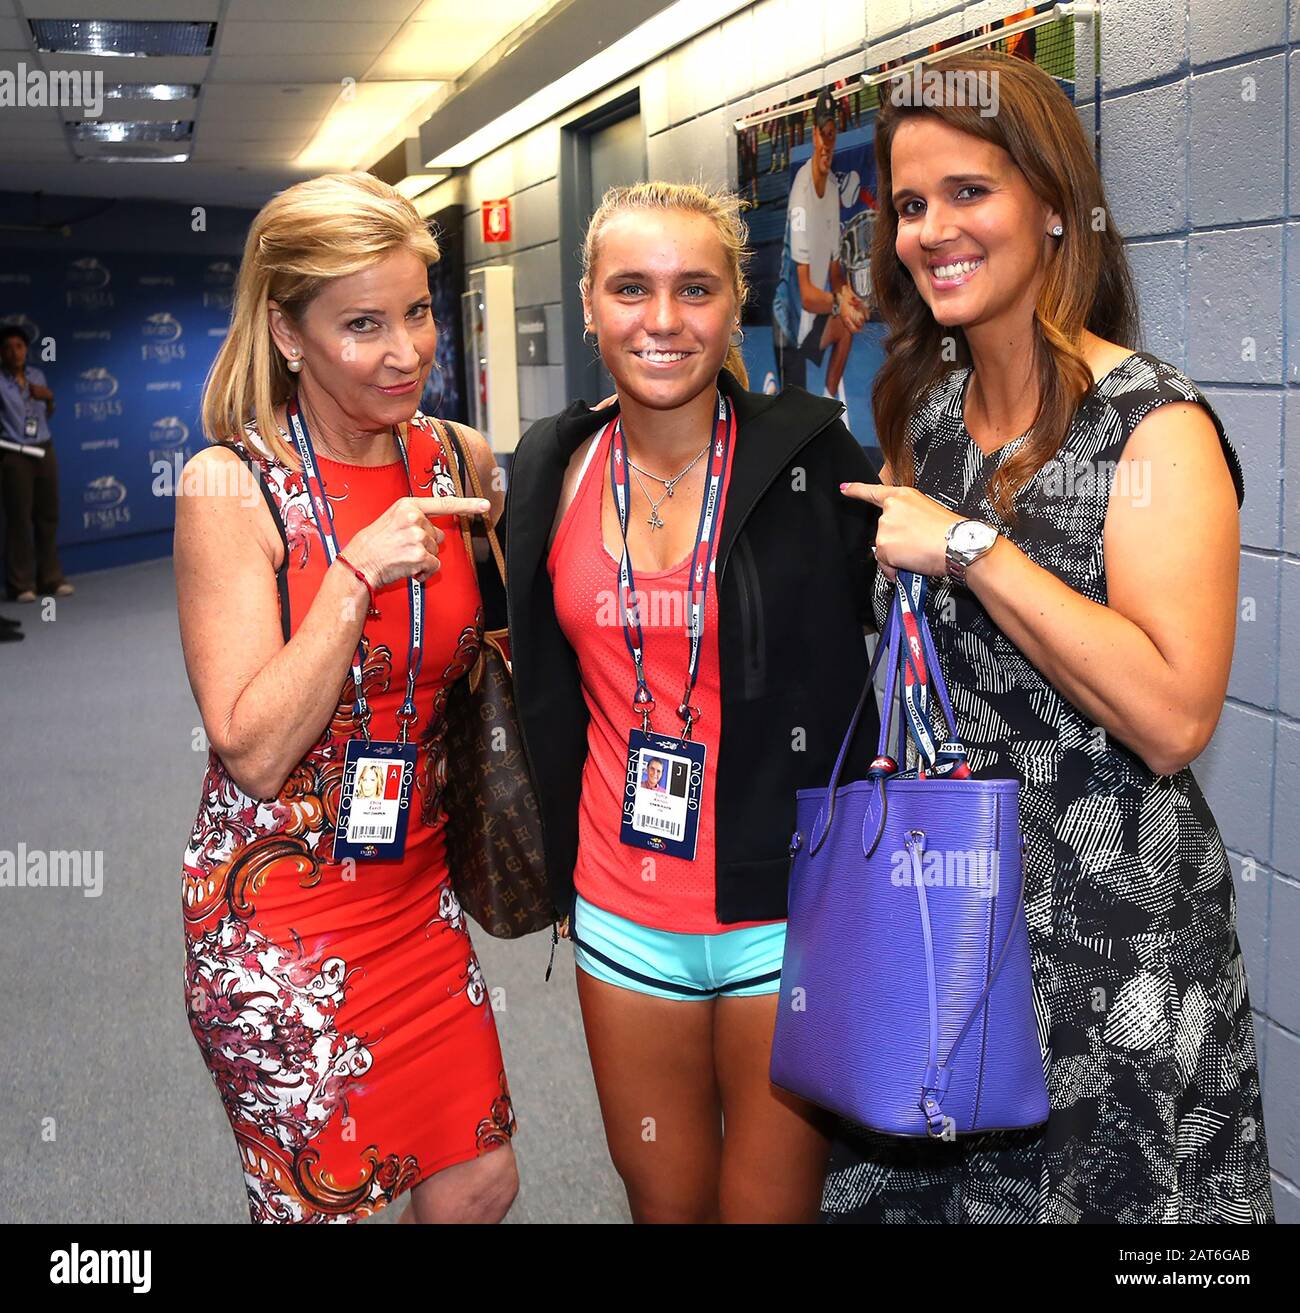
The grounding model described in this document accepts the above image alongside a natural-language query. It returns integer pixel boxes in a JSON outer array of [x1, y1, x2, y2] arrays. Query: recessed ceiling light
[[69, 120, 193, 143], [30, 19, 216, 58], [86, 152, 192, 164], [394, 172, 449, 200], [104, 83, 199, 101]]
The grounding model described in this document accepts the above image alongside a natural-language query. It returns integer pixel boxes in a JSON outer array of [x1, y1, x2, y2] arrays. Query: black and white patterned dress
[[822, 352, 1274, 1224]]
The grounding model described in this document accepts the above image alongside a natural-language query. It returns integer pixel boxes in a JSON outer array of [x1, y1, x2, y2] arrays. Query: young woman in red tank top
[[507, 183, 882, 1222]]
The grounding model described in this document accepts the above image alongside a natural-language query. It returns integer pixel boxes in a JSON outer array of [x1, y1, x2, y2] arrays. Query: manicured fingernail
[[839, 483, 850, 491]]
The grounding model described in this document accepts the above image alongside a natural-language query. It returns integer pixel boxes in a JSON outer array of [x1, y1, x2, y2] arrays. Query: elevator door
[[565, 102, 645, 401]]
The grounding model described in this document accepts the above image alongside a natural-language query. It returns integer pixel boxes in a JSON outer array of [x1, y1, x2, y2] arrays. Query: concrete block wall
[[454, 0, 1297, 1217]]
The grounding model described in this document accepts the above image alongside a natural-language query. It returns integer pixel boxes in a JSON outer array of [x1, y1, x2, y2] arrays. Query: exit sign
[[481, 198, 511, 243]]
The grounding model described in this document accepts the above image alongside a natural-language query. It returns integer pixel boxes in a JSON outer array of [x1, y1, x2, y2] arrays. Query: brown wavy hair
[[870, 50, 1137, 517]]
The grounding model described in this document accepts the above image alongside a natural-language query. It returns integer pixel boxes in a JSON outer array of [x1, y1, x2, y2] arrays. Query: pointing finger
[[840, 481, 891, 505], [411, 496, 490, 517]]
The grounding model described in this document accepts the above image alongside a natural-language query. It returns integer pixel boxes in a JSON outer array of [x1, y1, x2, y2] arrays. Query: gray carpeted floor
[[0, 557, 629, 1224]]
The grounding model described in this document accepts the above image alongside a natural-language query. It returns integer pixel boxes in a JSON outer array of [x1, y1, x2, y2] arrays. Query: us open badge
[[620, 728, 705, 861]]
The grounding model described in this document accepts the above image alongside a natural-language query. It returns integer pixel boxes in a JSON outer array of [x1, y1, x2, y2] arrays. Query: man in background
[[773, 89, 868, 420], [1, 324, 72, 604]]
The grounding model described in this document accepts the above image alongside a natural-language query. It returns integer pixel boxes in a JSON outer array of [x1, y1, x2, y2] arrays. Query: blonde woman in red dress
[[175, 172, 517, 1224]]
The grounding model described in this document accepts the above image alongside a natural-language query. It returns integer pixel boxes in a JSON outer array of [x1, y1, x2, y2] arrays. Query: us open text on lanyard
[[610, 390, 733, 861], [286, 396, 422, 862]]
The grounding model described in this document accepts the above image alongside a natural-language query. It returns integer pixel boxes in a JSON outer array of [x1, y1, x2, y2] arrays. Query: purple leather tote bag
[[771, 573, 1049, 1138]]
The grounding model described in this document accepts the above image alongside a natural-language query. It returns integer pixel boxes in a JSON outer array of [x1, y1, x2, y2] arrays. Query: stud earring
[[286, 351, 303, 373], [1050, 224, 1064, 238]]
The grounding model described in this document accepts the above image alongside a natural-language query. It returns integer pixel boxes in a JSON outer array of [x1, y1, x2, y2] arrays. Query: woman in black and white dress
[[834, 51, 1273, 1223]]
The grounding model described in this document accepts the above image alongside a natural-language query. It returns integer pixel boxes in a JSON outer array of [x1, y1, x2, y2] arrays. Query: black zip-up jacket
[[504, 368, 883, 924]]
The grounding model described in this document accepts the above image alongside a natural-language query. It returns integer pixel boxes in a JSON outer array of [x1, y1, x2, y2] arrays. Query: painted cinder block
[[1189, 56, 1285, 226], [1196, 702, 1275, 864], [1103, 82, 1188, 236], [1126, 238, 1187, 370], [1188, 225, 1284, 384], [1190, 0, 1287, 67], [1100, 0, 1186, 92], [1202, 387, 1284, 550]]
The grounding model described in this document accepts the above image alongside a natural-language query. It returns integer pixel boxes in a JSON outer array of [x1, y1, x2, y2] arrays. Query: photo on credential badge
[[735, 3, 1082, 463]]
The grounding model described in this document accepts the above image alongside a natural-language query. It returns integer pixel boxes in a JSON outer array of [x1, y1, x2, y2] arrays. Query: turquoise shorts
[[571, 892, 786, 1001]]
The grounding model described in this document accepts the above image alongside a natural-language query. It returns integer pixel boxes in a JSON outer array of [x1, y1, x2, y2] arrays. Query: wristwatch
[[944, 519, 999, 585]]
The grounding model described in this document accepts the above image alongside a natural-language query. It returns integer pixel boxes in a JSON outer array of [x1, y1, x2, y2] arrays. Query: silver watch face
[[951, 520, 997, 558]]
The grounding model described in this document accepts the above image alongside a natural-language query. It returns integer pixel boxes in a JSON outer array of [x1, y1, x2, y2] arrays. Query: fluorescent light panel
[[69, 120, 193, 143], [394, 172, 449, 199], [87, 152, 192, 163], [30, 19, 217, 58], [296, 81, 446, 171], [428, 0, 751, 168], [105, 82, 199, 101]]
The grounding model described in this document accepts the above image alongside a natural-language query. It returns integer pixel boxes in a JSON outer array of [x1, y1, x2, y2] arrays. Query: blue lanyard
[[608, 391, 733, 738], [894, 571, 936, 765], [285, 397, 424, 744]]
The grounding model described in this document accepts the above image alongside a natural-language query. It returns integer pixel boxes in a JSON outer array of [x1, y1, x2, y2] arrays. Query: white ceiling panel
[[198, 82, 341, 111], [192, 138, 309, 160], [0, 16, 27, 47], [197, 118, 324, 142], [21, 1, 221, 18], [3, 111, 74, 134], [39, 54, 211, 82], [208, 53, 364, 83], [412, 0, 543, 23], [0, 2, 559, 207], [58, 98, 200, 121], [224, 0, 421, 20], [217, 22, 399, 59], [366, 20, 509, 80]]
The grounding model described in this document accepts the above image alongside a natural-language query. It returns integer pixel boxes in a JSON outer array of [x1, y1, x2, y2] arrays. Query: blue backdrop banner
[[0, 249, 235, 551]]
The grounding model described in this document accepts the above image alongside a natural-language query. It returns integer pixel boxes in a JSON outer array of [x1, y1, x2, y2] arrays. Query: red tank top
[[548, 418, 775, 933]]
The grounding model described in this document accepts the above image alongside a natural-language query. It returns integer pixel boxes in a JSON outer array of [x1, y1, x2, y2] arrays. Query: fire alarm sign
[[481, 198, 511, 243]]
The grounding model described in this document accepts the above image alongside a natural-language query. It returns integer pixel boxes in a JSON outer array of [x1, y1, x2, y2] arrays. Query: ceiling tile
[[39, 53, 210, 82], [21, 1, 221, 18], [0, 15, 28, 47], [365, 20, 505, 80], [208, 53, 361, 83], [224, 0, 420, 20], [217, 21, 399, 59]]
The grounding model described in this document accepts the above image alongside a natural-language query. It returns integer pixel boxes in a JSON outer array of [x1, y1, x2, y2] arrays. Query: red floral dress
[[180, 414, 515, 1224]]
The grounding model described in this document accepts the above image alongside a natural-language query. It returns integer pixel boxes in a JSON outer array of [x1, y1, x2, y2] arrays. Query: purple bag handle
[[809, 574, 958, 855], [808, 600, 898, 855]]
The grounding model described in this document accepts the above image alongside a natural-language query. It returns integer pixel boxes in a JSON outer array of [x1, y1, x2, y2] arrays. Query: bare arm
[[174, 447, 370, 799], [796, 262, 835, 317], [847, 403, 1240, 775], [175, 446, 489, 799], [453, 423, 505, 527]]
